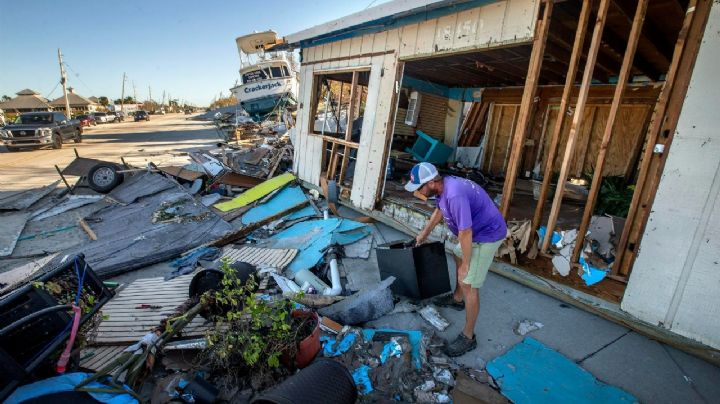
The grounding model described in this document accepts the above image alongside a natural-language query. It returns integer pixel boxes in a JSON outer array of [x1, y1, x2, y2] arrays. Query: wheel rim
[[93, 167, 115, 187]]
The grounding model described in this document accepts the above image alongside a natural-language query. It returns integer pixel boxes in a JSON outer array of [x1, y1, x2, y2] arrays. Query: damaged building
[[281, 0, 720, 359]]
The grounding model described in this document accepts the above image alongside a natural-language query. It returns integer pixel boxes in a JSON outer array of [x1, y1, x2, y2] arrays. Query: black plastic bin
[[0, 254, 113, 400], [376, 240, 451, 299]]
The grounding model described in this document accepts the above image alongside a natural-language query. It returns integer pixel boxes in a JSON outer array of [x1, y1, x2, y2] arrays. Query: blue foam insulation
[[361, 328, 423, 369], [579, 257, 609, 286], [283, 204, 316, 221], [240, 186, 307, 225], [486, 338, 638, 404], [258, 218, 370, 274], [6, 372, 138, 404]]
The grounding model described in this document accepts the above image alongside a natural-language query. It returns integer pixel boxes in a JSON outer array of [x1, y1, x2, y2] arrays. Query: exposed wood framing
[[541, 0, 611, 253], [614, 0, 710, 276], [532, 0, 591, 231], [303, 50, 395, 66], [571, 0, 649, 264], [500, 0, 553, 217], [339, 71, 360, 185]]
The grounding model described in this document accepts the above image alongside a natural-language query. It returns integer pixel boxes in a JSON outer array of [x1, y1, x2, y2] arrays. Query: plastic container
[[376, 240, 451, 299], [406, 130, 453, 165], [251, 358, 357, 404]]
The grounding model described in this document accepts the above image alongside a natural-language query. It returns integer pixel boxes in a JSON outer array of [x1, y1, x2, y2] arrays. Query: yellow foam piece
[[214, 172, 296, 212]]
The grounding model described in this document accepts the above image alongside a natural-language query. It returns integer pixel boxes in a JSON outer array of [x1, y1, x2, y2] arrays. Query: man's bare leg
[[460, 282, 480, 338], [452, 255, 464, 302]]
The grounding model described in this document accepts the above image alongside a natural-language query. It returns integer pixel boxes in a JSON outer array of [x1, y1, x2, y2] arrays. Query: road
[[0, 113, 221, 190]]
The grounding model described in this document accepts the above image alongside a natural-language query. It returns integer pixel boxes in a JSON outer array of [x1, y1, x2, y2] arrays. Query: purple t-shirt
[[437, 176, 507, 243]]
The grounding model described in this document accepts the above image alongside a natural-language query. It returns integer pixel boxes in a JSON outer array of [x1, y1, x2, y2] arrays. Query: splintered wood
[[496, 220, 536, 264]]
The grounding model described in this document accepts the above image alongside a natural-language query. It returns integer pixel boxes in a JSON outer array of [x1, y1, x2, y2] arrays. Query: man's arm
[[416, 208, 443, 245]]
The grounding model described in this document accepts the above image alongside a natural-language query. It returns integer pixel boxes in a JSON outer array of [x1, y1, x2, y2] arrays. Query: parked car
[[0, 112, 82, 151], [91, 112, 111, 123], [76, 114, 97, 127], [106, 111, 125, 122], [134, 110, 150, 122]]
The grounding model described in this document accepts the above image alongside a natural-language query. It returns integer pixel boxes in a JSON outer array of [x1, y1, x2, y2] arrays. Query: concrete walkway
[[357, 217, 720, 404]]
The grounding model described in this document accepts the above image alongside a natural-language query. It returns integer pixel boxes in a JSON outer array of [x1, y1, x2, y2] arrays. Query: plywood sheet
[[220, 245, 298, 269]]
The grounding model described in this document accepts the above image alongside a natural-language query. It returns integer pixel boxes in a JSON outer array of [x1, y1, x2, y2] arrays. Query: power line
[[63, 62, 95, 95]]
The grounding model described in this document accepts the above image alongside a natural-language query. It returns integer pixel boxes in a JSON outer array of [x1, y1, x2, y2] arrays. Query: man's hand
[[415, 234, 427, 246], [457, 261, 470, 280]]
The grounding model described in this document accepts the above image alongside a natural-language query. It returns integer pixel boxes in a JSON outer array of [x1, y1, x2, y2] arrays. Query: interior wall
[[622, 5, 720, 350], [470, 86, 659, 177]]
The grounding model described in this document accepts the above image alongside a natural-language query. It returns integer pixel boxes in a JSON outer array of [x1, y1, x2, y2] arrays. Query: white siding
[[622, 5, 720, 350]]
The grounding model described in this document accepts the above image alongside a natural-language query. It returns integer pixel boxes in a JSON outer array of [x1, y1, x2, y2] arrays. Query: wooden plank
[[399, 23, 419, 58], [434, 13, 458, 52], [502, 106, 520, 172], [500, 0, 553, 216], [501, 0, 538, 42], [415, 18, 438, 55], [485, 104, 503, 172], [614, 0, 709, 276], [541, 0, 610, 253], [532, 0, 592, 230], [571, 0, 649, 264], [349, 36, 363, 58], [453, 8, 480, 50], [374, 60, 404, 205], [477, 1, 506, 47]]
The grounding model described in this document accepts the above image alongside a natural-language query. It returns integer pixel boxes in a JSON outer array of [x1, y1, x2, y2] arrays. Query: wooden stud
[[614, 0, 708, 276], [571, 0, 649, 264], [502, 106, 521, 172], [541, 0, 611, 253], [500, 0, 553, 217], [54, 164, 73, 194], [339, 71, 360, 185], [532, 0, 592, 231], [374, 60, 405, 206], [79, 218, 98, 241]]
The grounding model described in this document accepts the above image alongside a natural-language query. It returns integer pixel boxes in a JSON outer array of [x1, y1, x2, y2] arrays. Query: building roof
[[89, 96, 100, 103], [0, 89, 52, 111], [283, 0, 489, 48], [49, 88, 96, 107]]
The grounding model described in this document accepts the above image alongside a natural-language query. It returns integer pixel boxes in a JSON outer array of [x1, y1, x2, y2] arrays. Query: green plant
[[594, 176, 635, 217], [201, 259, 305, 383]]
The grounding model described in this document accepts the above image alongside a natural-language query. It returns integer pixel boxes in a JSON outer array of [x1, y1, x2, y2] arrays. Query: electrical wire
[[45, 81, 61, 100], [64, 62, 95, 95]]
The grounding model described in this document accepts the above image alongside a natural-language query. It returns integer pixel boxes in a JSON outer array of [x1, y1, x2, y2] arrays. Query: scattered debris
[[419, 306, 450, 331], [319, 276, 395, 325], [513, 320, 544, 336]]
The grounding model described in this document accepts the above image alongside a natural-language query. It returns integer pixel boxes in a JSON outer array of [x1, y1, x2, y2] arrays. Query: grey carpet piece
[[0, 211, 31, 256], [108, 171, 176, 204]]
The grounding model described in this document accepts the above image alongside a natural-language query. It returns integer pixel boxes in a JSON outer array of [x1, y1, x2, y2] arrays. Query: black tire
[[52, 133, 62, 149], [73, 129, 82, 143], [88, 163, 124, 193]]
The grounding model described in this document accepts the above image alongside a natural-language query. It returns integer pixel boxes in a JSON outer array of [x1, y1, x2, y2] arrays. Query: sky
[[0, 0, 388, 106]]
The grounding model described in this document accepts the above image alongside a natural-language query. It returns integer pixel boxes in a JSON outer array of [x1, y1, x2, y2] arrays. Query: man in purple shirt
[[406, 162, 506, 356]]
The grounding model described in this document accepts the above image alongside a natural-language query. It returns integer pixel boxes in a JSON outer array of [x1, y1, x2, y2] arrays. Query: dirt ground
[[0, 113, 221, 190]]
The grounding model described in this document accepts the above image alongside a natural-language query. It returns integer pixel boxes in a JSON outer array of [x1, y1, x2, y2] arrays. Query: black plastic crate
[[376, 240, 451, 300], [0, 254, 113, 400]]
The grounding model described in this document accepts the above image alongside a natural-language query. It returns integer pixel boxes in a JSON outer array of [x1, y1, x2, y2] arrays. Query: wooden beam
[[374, 61, 405, 206], [570, 0, 648, 264], [499, 0, 554, 217], [339, 71, 360, 184], [614, 0, 708, 276], [541, 0, 611, 253], [532, 0, 592, 231]]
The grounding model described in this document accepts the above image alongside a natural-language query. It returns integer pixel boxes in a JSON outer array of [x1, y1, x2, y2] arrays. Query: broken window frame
[[309, 68, 370, 192]]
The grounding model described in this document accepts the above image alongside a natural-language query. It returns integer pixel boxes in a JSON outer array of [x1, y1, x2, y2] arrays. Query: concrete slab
[[581, 331, 720, 404]]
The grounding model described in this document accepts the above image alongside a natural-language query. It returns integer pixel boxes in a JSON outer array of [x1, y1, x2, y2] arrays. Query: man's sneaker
[[433, 293, 465, 311], [446, 333, 477, 357]]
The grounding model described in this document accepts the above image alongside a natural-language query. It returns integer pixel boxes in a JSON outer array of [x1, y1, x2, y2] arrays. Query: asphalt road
[[0, 113, 221, 190]]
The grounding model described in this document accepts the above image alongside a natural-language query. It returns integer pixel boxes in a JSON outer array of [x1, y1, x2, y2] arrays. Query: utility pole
[[161, 90, 166, 110], [57, 49, 72, 118], [120, 72, 126, 114]]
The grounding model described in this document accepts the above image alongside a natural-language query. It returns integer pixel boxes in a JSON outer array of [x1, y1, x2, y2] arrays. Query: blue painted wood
[[487, 337, 638, 404]]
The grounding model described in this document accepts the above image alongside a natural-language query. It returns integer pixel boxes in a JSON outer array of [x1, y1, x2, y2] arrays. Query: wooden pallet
[[80, 345, 127, 371], [92, 274, 210, 344]]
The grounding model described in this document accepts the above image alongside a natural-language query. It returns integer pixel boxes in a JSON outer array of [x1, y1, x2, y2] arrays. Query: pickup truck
[[0, 112, 82, 151]]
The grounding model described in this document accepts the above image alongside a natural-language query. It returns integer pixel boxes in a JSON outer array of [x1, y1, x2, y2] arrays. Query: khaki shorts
[[452, 239, 502, 289]]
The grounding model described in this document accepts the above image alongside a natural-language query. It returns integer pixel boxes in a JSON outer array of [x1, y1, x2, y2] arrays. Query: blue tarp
[[241, 186, 308, 225], [352, 365, 373, 395], [258, 218, 370, 274], [6, 372, 138, 404], [579, 257, 609, 286], [486, 338, 638, 404], [320, 333, 357, 357]]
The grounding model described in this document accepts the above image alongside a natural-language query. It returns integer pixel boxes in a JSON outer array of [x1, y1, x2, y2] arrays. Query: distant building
[[0, 89, 52, 113], [49, 87, 98, 115]]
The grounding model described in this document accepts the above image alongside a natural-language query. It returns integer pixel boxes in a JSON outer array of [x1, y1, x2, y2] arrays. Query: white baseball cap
[[405, 162, 439, 192]]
